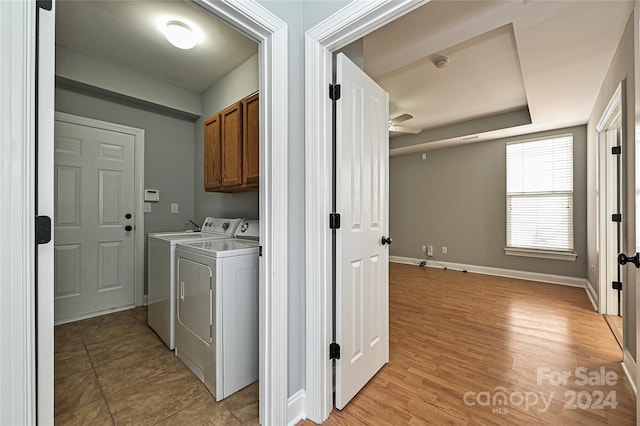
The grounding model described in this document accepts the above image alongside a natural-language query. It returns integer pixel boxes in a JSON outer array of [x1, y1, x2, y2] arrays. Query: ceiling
[[361, 0, 634, 153], [56, 0, 257, 94], [56, 0, 633, 154]]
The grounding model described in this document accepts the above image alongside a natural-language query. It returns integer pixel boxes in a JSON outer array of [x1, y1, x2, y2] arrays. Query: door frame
[[304, 0, 427, 422], [4, 0, 289, 424], [192, 2, 289, 425], [54, 112, 146, 316], [596, 82, 624, 316]]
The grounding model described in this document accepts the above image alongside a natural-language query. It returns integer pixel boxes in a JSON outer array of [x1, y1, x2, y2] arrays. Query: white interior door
[[54, 119, 136, 322], [335, 53, 390, 410]]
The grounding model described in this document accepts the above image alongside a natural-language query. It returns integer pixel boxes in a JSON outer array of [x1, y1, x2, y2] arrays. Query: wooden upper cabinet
[[220, 102, 243, 188], [204, 114, 221, 190], [204, 93, 259, 193], [242, 93, 259, 187]]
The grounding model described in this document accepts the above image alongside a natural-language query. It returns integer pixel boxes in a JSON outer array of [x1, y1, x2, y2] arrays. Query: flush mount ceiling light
[[433, 56, 450, 69], [164, 19, 201, 50]]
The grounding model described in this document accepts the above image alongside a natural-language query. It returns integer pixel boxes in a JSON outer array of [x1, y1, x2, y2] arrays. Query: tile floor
[[54, 306, 259, 425]]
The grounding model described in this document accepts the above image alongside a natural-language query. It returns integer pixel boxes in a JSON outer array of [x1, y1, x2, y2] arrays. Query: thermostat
[[144, 189, 160, 202]]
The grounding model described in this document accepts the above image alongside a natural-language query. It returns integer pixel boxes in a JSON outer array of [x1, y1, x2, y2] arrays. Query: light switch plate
[[144, 202, 152, 213]]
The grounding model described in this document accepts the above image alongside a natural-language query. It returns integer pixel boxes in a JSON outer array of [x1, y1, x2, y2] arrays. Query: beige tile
[[78, 311, 150, 346], [55, 368, 103, 416], [107, 368, 211, 425], [157, 396, 241, 426], [55, 323, 84, 355], [94, 344, 183, 396], [130, 306, 148, 324], [54, 398, 113, 426], [85, 330, 164, 368], [222, 382, 259, 423], [55, 347, 92, 380]]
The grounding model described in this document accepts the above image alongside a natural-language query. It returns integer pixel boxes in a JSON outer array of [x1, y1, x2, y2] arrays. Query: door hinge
[[612, 281, 623, 291], [259, 245, 263, 257], [330, 342, 341, 360], [36, 0, 52, 10], [329, 84, 341, 101], [329, 213, 341, 230], [612, 146, 622, 155], [35, 215, 51, 245], [612, 213, 622, 223]]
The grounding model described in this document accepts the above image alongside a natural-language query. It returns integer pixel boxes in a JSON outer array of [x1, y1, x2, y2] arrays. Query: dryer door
[[177, 257, 213, 343]]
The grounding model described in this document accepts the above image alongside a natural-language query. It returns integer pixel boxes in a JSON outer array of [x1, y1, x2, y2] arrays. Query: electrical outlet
[[171, 203, 179, 214], [422, 245, 427, 253], [427, 246, 433, 256], [442, 246, 448, 254]]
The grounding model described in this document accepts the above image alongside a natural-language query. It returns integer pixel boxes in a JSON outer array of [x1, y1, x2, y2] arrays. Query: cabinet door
[[242, 93, 259, 187], [220, 103, 243, 188], [204, 114, 221, 190]]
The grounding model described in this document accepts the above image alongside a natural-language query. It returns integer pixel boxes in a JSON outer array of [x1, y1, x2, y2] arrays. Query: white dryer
[[174, 220, 259, 400], [147, 217, 241, 349]]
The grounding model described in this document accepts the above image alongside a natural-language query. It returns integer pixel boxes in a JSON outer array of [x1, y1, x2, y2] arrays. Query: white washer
[[174, 220, 259, 401], [147, 217, 241, 349]]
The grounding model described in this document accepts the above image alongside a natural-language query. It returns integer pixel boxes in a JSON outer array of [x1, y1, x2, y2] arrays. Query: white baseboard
[[287, 389, 306, 426], [54, 304, 136, 325], [622, 348, 637, 396], [584, 280, 598, 311], [389, 256, 589, 289]]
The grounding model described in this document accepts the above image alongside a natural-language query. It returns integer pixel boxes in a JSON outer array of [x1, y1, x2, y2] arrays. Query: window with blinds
[[506, 135, 574, 253]]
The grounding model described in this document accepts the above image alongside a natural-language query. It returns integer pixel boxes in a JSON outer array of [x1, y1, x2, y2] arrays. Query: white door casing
[[335, 53, 390, 409], [37, 1, 56, 420], [54, 114, 143, 322], [6, 1, 289, 424], [304, 1, 428, 422]]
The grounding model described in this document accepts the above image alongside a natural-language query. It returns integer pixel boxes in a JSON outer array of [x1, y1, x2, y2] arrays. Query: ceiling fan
[[388, 113, 422, 134]]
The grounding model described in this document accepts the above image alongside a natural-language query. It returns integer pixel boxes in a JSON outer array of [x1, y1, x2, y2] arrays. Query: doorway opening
[[596, 82, 624, 349]]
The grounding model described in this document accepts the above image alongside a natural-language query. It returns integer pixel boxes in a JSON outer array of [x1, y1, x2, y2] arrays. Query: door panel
[[221, 103, 243, 187], [335, 53, 389, 410], [54, 120, 136, 321]]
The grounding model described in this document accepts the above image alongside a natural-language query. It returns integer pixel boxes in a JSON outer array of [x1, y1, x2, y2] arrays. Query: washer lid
[[177, 239, 259, 257]]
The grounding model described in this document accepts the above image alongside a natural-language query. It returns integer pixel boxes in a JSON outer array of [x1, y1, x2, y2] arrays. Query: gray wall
[[193, 54, 260, 222], [55, 87, 197, 293], [259, 0, 352, 398], [390, 125, 588, 278], [587, 14, 636, 361]]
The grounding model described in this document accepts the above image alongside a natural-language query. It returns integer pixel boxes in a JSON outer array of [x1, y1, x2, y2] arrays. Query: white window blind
[[506, 135, 574, 252]]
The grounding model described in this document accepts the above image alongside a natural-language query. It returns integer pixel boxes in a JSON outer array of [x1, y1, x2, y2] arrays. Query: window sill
[[504, 248, 577, 261]]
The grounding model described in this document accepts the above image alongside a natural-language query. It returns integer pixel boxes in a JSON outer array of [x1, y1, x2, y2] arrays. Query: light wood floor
[[54, 306, 258, 425], [304, 263, 636, 425]]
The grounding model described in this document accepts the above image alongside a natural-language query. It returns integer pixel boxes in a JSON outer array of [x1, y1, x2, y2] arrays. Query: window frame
[[504, 133, 577, 261]]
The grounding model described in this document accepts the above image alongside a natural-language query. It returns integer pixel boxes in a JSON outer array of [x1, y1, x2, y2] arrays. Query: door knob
[[617, 252, 640, 268], [125, 225, 133, 232], [381, 236, 392, 246]]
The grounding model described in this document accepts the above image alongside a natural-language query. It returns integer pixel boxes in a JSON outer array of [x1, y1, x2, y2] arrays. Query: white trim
[[390, 255, 590, 288], [37, 3, 56, 421], [54, 112, 146, 309], [0, 1, 37, 424], [192, 2, 288, 425], [287, 390, 306, 426], [584, 280, 598, 311], [304, 1, 428, 422], [54, 304, 136, 326], [504, 248, 577, 261], [622, 347, 637, 396]]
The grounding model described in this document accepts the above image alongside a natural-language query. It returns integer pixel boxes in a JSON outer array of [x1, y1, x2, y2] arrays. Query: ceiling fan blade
[[389, 113, 413, 125], [389, 125, 422, 134]]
